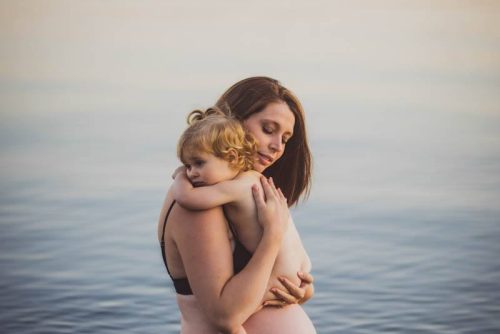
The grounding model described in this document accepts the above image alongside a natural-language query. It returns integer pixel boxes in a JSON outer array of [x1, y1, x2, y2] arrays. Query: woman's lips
[[257, 152, 273, 165]]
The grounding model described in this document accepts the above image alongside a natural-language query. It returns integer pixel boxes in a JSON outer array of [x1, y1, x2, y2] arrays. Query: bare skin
[[159, 101, 316, 333], [160, 177, 292, 332], [172, 165, 312, 305]]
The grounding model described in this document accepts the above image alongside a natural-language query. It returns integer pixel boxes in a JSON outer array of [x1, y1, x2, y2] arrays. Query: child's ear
[[227, 148, 240, 168]]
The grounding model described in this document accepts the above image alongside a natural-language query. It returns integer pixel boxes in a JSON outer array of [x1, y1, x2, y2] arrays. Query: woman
[[158, 77, 316, 333]]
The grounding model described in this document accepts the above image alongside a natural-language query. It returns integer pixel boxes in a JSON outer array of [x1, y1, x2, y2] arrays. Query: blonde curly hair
[[177, 107, 257, 172]]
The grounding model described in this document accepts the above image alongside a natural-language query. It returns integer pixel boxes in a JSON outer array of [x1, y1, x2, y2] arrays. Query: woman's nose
[[269, 136, 283, 153]]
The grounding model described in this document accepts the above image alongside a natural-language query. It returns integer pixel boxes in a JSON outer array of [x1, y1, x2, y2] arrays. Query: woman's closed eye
[[263, 126, 274, 134], [262, 124, 291, 144]]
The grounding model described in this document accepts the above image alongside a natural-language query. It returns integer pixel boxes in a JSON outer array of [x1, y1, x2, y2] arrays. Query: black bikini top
[[160, 200, 252, 295]]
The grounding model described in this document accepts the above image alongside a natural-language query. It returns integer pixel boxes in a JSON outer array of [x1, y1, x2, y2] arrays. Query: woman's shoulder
[[174, 201, 226, 219], [168, 202, 230, 244]]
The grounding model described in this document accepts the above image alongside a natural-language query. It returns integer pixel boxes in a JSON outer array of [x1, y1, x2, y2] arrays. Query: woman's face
[[243, 101, 295, 173]]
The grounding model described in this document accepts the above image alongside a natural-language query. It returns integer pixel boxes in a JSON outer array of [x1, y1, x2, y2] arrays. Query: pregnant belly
[[243, 304, 316, 334]]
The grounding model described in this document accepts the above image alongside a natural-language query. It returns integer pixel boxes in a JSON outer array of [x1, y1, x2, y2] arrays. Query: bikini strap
[[160, 200, 176, 274]]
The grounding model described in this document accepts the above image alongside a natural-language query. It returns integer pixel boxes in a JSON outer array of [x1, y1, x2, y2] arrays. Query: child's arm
[[172, 172, 245, 210]]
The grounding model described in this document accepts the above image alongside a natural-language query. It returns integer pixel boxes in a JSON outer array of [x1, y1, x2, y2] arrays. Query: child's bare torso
[[224, 171, 311, 303]]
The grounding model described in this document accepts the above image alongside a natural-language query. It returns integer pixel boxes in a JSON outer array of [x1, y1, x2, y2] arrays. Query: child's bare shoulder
[[235, 170, 262, 183]]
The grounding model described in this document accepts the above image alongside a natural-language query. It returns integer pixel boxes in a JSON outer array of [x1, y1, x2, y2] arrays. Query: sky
[[1, 0, 499, 212]]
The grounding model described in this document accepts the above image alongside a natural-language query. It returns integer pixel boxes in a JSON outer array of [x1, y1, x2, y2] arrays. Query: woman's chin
[[254, 162, 266, 173]]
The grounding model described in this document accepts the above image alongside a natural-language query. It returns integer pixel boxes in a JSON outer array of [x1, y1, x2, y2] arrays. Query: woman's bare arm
[[173, 177, 289, 333]]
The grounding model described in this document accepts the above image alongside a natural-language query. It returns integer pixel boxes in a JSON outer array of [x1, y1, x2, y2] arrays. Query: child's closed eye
[[193, 159, 205, 167]]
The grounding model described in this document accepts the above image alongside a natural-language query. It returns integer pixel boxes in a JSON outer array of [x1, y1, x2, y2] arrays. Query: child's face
[[183, 151, 238, 187]]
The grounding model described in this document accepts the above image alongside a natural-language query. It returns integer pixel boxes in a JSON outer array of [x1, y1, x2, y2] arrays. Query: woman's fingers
[[278, 276, 305, 300], [252, 184, 265, 210], [260, 176, 285, 205], [260, 176, 275, 201], [255, 176, 290, 234], [277, 187, 287, 203], [267, 273, 314, 306], [298, 271, 314, 286], [268, 177, 279, 197], [263, 299, 288, 308], [269, 287, 297, 304]]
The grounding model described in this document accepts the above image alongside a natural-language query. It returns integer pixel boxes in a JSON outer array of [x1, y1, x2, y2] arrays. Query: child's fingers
[[171, 166, 186, 179]]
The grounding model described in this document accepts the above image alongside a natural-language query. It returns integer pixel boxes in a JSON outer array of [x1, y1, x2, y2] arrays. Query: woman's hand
[[264, 271, 315, 307], [252, 176, 289, 236]]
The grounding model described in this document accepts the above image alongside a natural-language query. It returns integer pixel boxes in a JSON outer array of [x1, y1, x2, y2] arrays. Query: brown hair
[[177, 107, 257, 172], [215, 77, 312, 206]]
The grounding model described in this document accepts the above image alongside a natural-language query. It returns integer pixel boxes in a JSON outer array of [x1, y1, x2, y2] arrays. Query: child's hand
[[171, 166, 186, 180]]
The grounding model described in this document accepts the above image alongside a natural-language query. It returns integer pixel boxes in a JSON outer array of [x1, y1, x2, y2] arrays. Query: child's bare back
[[222, 171, 311, 304]]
